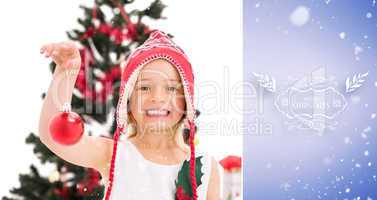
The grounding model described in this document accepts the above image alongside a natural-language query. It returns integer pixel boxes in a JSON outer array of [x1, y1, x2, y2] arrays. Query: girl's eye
[[167, 86, 176, 91], [140, 86, 150, 91]]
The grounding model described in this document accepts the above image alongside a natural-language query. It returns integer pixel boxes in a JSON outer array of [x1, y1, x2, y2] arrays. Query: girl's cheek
[[130, 98, 144, 115], [172, 97, 186, 114]]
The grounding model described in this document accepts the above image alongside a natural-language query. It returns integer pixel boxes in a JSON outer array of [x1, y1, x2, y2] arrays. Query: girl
[[39, 30, 220, 200]]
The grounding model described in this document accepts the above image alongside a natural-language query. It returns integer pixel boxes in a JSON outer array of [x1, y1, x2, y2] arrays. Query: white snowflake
[[366, 12, 373, 19], [339, 32, 346, 39], [290, 6, 311, 26], [344, 137, 351, 144], [364, 126, 372, 132], [354, 45, 363, 55], [281, 182, 292, 191], [371, 113, 376, 119]]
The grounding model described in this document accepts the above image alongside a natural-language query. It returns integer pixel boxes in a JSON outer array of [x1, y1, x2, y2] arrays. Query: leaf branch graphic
[[345, 72, 368, 93]]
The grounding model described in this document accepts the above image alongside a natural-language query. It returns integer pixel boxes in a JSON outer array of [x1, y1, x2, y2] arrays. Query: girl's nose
[[151, 86, 168, 103]]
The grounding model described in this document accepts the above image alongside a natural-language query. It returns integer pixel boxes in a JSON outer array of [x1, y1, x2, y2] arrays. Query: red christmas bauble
[[49, 111, 84, 145]]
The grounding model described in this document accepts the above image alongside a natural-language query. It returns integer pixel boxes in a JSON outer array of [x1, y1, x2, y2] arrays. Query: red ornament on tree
[[53, 186, 70, 199], [76, 169, 101, 195], [49, 103, 84, 145]]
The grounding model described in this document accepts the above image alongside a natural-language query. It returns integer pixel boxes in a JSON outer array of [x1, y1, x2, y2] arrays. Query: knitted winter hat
[[105, 30, 198, 200]]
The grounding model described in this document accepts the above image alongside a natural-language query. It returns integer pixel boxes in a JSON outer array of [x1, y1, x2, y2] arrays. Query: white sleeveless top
[[103, 138, 212, 200]]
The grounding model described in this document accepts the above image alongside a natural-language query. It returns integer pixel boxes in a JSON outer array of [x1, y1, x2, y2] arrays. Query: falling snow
[[366, 12, 373, 19], [344, 137, 352, 144], [247, 1, 377, 199], [371, 113, 376, 119], [290, 6, 311, 26], [354, 45, 363, 55], [339, 32, 346, 39], [364, 126, 372, 133]]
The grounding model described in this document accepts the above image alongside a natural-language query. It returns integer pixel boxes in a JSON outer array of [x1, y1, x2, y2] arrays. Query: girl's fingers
[[47, 44, 56, 56], [60, 42, 72, 52], [44, 49, 51, 57], [40, 43, 55, 56], [40, 46, 45, 54], [50, 53, 60, 63], [51, 50, 58, 56], [41, 46, 49, 57], [41, 42, 80, 69], [62, 42, 70, 48], [40, 43, 51, 52]]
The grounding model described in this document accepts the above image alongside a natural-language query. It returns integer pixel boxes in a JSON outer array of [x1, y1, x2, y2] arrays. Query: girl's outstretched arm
[[38, 41, 112, 176]]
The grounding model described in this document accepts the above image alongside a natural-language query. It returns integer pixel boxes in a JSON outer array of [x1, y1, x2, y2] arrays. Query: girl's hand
[[40, 41, 81, 71]]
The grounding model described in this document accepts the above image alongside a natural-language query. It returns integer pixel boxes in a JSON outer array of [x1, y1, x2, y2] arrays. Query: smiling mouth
[[145, 109, 171, 117]]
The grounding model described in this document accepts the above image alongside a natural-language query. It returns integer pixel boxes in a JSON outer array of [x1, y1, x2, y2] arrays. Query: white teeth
[[146, 109, 169, 116]]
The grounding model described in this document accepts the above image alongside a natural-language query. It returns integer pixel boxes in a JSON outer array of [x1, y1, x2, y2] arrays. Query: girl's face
[[128, 59, 186, 134]]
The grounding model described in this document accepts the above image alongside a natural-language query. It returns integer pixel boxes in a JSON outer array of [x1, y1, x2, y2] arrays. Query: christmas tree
[[2, 0, 166, 199]]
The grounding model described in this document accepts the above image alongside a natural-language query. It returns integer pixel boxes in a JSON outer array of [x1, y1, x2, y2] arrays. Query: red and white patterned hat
[[116, 30, 196, 130], [105, 30, 199, 200]]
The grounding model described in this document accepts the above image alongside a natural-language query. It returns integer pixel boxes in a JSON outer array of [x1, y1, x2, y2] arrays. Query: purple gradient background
[[244, 0, 377, 199]]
